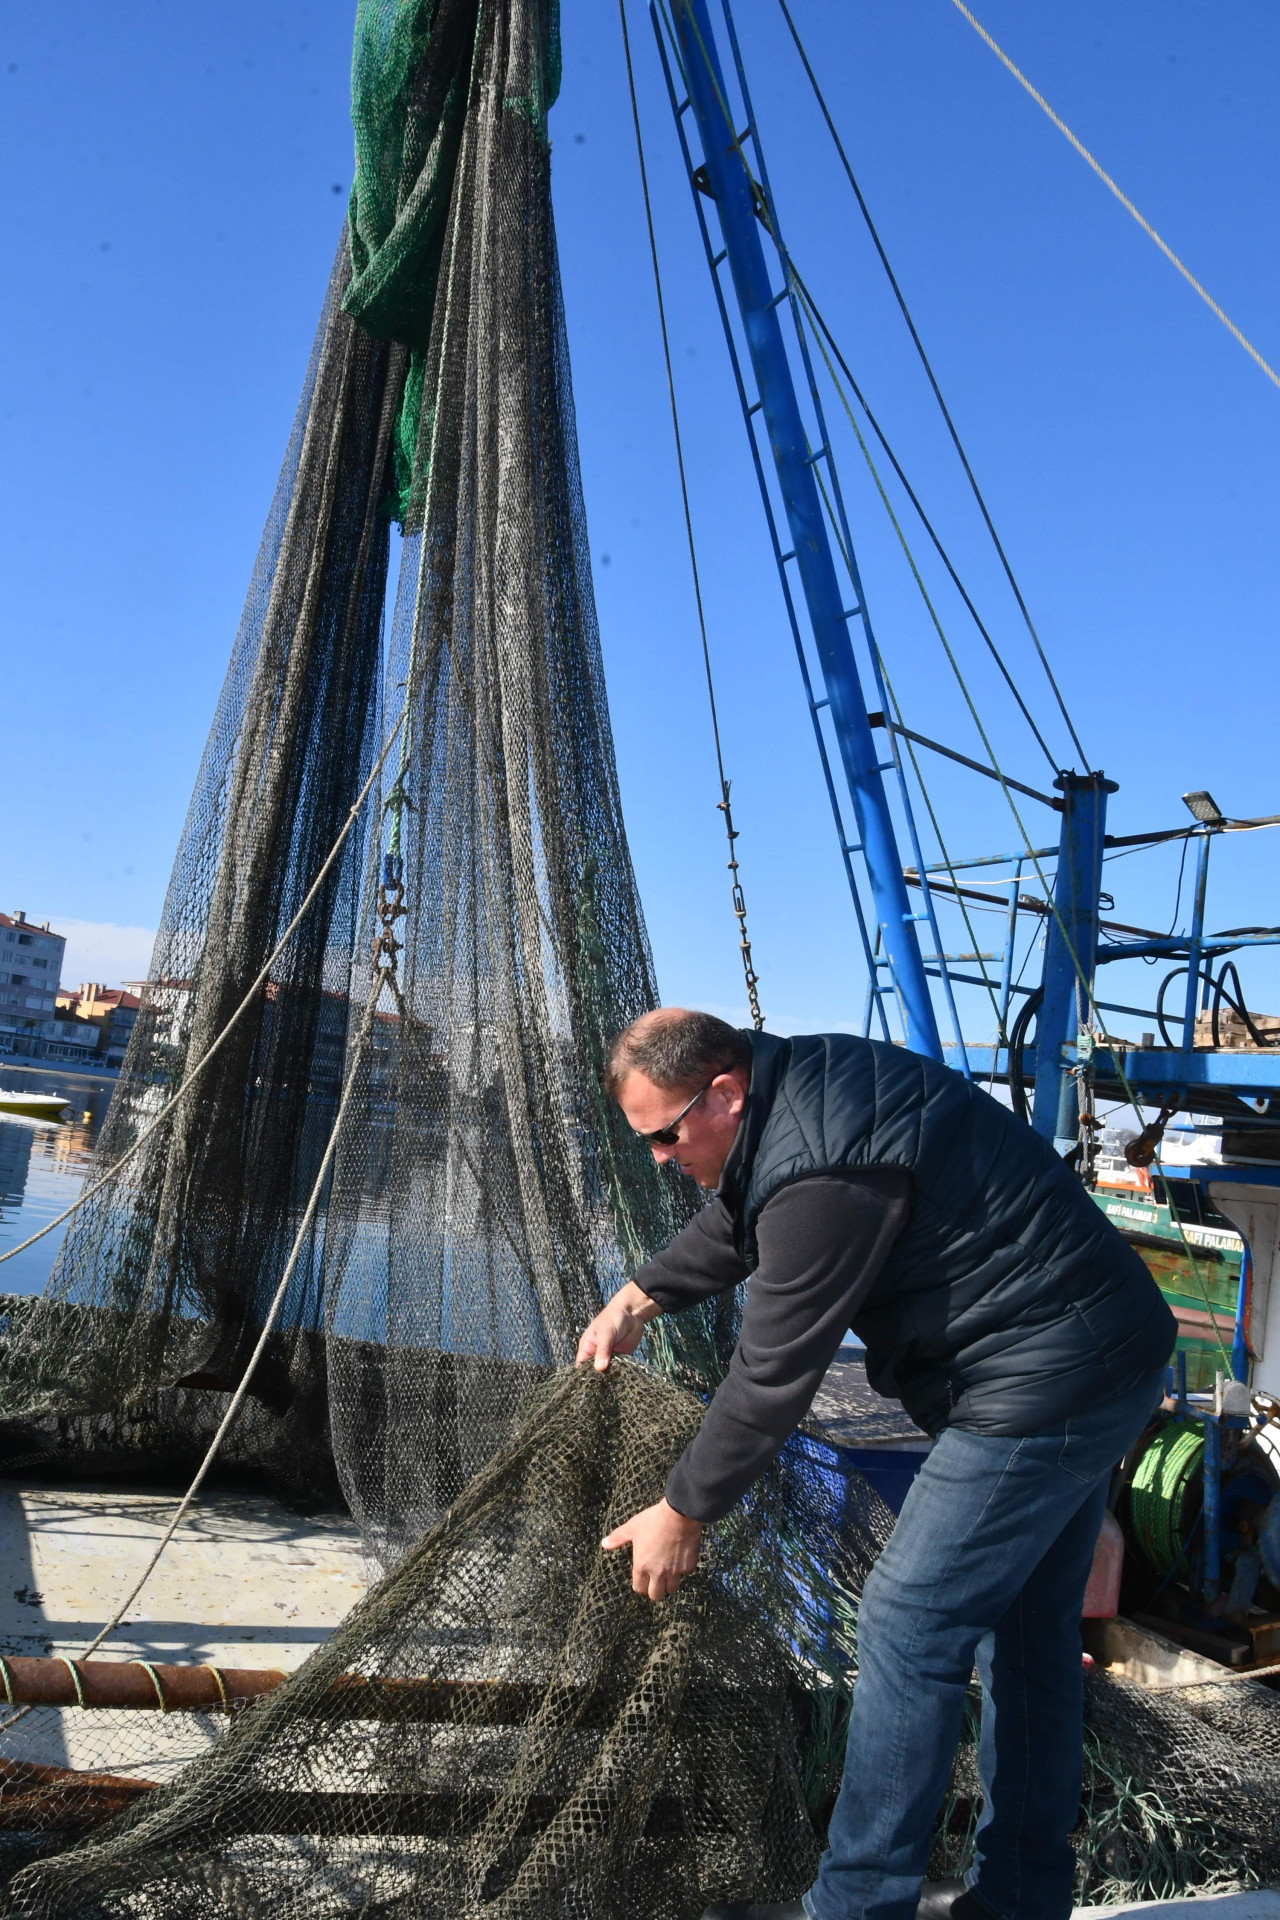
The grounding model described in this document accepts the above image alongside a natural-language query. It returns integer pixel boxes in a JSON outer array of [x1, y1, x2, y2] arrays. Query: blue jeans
[[806, 1369, 1164, 1920]]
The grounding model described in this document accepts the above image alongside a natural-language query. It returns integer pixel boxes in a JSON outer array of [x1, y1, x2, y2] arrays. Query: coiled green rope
[[1128, 1422, 1204, 1576]]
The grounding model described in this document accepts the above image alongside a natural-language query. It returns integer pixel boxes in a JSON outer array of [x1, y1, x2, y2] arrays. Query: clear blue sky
[[3, 1, 1277, 1039]]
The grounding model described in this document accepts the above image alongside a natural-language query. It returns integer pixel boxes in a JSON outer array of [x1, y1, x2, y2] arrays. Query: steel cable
[[617, 0, 764, 1030], [774, 0, 1091, 769], [947, 0, 1280, 397]]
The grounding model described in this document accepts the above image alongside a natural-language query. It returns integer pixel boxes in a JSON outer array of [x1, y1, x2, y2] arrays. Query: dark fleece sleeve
[[630, 1198, 749, 1313], [663, 1169, 911, 1523]]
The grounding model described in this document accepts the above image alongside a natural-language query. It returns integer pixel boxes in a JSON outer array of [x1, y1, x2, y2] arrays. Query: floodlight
[[1182, 790, 1225, 826]]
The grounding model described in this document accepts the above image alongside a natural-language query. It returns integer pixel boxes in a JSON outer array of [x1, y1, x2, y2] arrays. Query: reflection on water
[[0, 1070, 114, 1296]]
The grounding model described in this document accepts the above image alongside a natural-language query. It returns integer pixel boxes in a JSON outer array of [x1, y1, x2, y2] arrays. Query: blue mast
[[1031, 772, 1116, 1142], [667, 0, 943, 1061]]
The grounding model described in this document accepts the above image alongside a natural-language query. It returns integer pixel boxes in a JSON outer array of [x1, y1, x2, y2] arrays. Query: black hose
[[1155, 961, 1279, 1051], [1007, 986, 1043, 1124]]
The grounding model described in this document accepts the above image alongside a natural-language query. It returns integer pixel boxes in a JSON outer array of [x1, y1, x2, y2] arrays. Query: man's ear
[[712, 1070, 746, 1114]]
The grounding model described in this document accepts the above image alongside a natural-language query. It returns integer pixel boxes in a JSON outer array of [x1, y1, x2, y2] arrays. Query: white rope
[[74, 978, 384, 1664], [0, 707, 404, 1271], [0, 970, 388, 1732], [948, 0, 1280, 395]]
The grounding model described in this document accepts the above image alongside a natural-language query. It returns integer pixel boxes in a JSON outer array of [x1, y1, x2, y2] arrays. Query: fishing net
[[5, 0, 1280, 1912], [927, 1669, 1280, 1907], [0, 1364, 891, 1920], [0, 0, 700, 1534], [0, 235, 402, 1499]]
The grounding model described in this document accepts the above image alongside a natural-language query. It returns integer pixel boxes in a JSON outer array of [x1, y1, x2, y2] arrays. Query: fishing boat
[[2, 1, 1279, 1913], [0, 1094, 68, 1124]]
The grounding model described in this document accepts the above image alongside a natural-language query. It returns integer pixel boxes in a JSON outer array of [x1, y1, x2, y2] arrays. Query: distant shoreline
[[0, 1059, 119, 1087]]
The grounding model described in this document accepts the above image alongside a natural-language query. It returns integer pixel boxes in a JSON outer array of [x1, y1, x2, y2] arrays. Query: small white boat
[[0, 1089, 70, 1122]]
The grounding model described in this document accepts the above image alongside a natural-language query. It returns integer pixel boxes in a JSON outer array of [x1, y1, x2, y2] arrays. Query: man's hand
[[575, 1281, 661, 1372], [601, 1498, 704, 1602]]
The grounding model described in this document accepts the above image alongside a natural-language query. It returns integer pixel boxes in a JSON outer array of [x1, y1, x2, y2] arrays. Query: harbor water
[[0, 1068, 113, 1294]]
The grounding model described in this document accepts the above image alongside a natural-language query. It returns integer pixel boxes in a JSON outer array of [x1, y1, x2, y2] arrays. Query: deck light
[[1182, 790, 1225, 826]]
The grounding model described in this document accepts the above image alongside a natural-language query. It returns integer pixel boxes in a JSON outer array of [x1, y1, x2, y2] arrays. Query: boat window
[[1162, 1177, 1238, 1235]]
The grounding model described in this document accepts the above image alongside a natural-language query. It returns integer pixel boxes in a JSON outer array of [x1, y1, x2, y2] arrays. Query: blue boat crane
[[654, 0, 1280, 1607], [660, 0, 950, 1065]]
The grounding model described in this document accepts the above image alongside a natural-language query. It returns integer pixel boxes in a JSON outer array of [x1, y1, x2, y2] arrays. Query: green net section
[[1, 1366, 890, 1920]]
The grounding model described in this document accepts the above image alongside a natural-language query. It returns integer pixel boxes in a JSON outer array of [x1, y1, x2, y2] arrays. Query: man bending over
[[576, 1008, 1174, 1920]]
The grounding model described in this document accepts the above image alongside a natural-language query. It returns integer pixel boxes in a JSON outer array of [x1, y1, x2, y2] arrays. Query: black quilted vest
[[721, 1030, 1175, 1435]]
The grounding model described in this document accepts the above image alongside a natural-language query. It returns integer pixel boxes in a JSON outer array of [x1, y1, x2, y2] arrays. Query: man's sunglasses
[[637, 1083, 711, 1148]]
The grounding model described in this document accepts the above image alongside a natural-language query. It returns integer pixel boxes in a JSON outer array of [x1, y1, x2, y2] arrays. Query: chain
[[1073, 977, 1100, 1187], [374, 852, 407, 979], [718, 781, 763, 1030]]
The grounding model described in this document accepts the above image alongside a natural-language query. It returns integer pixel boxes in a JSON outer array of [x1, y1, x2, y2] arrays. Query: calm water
[[0, 1068, 115, 1295]]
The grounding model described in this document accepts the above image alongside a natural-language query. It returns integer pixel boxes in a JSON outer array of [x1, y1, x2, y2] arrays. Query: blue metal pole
[[1180, 830, 1213, 1054], [668, 0, 943, 1061], [1202, 1409, 1221, 1603], [1031, 772, 1116, 1141], [1232, 1247, 1251, 1384]]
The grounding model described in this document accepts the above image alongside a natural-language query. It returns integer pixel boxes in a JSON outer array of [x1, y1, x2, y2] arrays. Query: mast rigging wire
[[774, 0, 1091, 770], [947, 0, 1280, 398], [644, 1, 1229, 1355], [617, 0, 764, 1030], [788, 264, 1059, 779], [807, 453, 1007, 1044]]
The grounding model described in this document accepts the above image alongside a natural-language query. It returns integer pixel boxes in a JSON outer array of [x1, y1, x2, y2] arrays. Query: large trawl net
[[6, 0, 1280, 1913], [1, 1366, 890, 1920], [0, 0, 699, 1531], [0, 237, 400, 1497], [930, 1667, 1280, 1906]]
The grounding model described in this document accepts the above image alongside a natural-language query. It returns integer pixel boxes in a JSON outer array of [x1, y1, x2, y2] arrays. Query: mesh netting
[[0, 233, 401, 1498], [0, 0, 702, 1537], [4, 0, 1280, 1911], [927, 1671, 1280, 1907], [0, 1365, 890, 1920]]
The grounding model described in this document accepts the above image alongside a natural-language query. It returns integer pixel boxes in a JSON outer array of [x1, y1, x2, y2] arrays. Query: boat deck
[[0, 1479, 369, 1778]]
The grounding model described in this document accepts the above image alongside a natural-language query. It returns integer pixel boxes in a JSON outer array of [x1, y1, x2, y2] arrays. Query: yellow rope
[[203, 1664, 230, 1713], [137, 1660, 169, 1713], [948, 0, 1280, 395], [58, 1657, 87, 1709]]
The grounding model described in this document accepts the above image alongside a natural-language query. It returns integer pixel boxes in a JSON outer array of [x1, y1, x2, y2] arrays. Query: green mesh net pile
[[1, 1366, 889, 1920]]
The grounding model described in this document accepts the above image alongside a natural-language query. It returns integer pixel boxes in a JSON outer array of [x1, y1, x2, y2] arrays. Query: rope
[[58, 1657, 86, 1710], [808, 456, 1005, 1046], [788, 264, 1060, 777], [204, 1664, 230, 1713], [0, 705, 405, 1272], [802, 311, 1018, 1042], [947, 0, 1280, 397], [795, 272, 1232, 1362], [618, 0, 763, 1030], [1127, 1420, 1204, 1576], [0, 1658, 13, 1709], [137, 1660, 169, 1713], [661, 0, 1228, 1361], [1167, 1657, 1280, 1691], [0, 964, 392, 1736], [772, 0, 1090, 769]]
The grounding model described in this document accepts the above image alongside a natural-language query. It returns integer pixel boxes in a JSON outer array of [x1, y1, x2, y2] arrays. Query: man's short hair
[[604, 1009, 751, 1098]]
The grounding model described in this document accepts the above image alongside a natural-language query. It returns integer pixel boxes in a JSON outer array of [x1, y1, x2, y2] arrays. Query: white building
[[0, 911, 101, 1068]]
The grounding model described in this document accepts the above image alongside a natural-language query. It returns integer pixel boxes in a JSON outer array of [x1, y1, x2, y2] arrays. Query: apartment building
[[0, 911, 66, 1054]]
